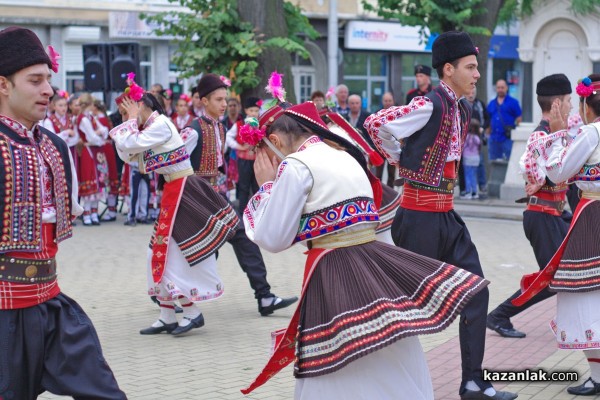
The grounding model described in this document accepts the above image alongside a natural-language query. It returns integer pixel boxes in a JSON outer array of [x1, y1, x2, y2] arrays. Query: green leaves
[[142, 0, 317, 94]]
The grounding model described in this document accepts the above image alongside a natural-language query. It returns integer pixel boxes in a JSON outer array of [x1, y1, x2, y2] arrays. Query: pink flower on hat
[[239, 117, 265, 147], [47, 45, 60, 73], [220, 75, 232, 87]]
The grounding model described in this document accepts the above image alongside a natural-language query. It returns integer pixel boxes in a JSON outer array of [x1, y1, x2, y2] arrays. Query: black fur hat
[[432, 31, 478, 69], [0, 26, 52, 77], [536, 74, 572, 96]]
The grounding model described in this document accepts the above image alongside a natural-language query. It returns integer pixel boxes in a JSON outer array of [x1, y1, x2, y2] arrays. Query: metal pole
[[327, 0, 338, 89]]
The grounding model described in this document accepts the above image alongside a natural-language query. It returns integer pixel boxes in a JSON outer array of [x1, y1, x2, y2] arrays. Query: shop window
[[343, 52, 388, 112]]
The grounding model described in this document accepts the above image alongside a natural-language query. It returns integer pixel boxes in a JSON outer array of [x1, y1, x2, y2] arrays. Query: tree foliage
[[362, 0, 493, 37], [142, 0, 318, 95]]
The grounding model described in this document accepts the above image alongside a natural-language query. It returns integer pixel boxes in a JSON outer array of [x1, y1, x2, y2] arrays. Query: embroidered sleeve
[[179, 126, 198, 156], [520, 130, 551, 185], [110, 118, 171, 154], [545, 124, 600, 183], [243, 158, 313, 253], [364, 97, 433, 165]]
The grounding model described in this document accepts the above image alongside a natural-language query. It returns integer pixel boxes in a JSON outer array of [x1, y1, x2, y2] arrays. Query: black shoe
[[171, 314, 205, 335], [140, 319, 178, 335], [567, 377, 600, 396], [486, 315, 526, 338], [174, 305, 183, 314], [460, 389, 518, 399], [136, 218, 150, 224], [258, 295, 298, 316], [123, 219, 137, 227]]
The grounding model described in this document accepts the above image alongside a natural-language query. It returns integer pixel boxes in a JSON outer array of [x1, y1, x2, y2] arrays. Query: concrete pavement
[[37, 208, 588, 400]]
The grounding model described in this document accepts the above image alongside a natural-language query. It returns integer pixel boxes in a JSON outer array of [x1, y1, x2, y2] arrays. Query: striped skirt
[[295, 240, 488, 378], [550, 200, 600, 292]]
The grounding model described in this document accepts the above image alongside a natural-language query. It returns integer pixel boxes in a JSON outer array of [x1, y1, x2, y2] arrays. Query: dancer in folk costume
[[76, 93, 109, 226], [0, 26, 126, 399], [513, 73, 600, 396], [110, 83, 238, 336], [487, 74, 573, 339], [318, 107, 400, 245], [365, 31, 517, 400], [239, 97, 488, 399], [171, 94, 193, 132], [93, 98, 120, 222], [42, 89, 79, 165], [225, 96, 262, 211], [182, 73, 298, 316]]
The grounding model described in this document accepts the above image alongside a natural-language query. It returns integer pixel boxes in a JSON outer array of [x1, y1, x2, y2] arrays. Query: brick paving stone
[[33, 214, 593, 400]]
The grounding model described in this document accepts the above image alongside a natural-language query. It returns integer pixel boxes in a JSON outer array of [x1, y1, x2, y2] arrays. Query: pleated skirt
[[295, 240, 488, 378]]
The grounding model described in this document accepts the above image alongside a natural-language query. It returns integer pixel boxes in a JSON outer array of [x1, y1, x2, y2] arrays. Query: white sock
[[465, 381, 479, 391], [154, 301, 177, 325], [180, 299, 200, 327], [585, 349, 600, 385], [261, 297, 282, 307], [483, 387, 497, 396]]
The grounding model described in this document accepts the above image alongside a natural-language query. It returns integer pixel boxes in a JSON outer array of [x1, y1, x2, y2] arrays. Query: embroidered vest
[[286, 138, 379, 243], [137, 115, 190, 173], [398, 86, 471, 187], [48, 113, 73, 134], [76, 112, 98, 144], [0, 122, 73, 251], [573, 123, 600, 182], [189, 116, 225, 177]]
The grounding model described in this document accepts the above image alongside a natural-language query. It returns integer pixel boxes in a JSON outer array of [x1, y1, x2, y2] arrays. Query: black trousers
[[391, 208, 491, 393], [0, 293, 126, 400], [489, 210, 569, 328], [237, 158, 259, 212], [224, 198, 272, 300]]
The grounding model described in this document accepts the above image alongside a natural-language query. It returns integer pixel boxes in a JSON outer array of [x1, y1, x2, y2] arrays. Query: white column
[[327, 0, 338, 88]]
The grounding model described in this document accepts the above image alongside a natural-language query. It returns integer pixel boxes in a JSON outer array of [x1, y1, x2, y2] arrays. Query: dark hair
[[140, 92, 166, 115], [268, 113, 370, 176], [93, 99, 107, 113], [311, 90, 325, 100], [469, 119, 480, 135], [580, 74, 600, 117], [537, 95, 564, 113], [227, 97, 240, 105], [435, 59, 459, 80]]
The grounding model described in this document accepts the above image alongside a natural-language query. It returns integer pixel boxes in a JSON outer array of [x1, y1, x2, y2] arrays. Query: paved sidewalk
[[37, 213, 588, 400]]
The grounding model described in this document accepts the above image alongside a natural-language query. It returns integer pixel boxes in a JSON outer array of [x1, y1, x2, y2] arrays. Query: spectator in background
[[150, 83, 164, 97], [223, 97, 242, 131], [172, 94, 193, 132], [382, 91, 395, 108], [162, 88, 174, 118], [487, 79, 522, 161], [310, 90, 326, 110], [346, 94, 371, 145], [461, 119, 482, 200], [335, 84, 350, 117], [406, 65, 433, 104], [375, 91, 397, 187], [190, 86, 204, 118]]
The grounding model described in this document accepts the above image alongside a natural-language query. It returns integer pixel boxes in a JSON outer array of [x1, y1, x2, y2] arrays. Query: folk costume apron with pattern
[[514, 122, 600, 349], [242, 136, 488, 398], [110, 112, 238, 303]]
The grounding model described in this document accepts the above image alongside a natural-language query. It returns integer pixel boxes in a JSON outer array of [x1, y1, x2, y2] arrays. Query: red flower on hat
[[239, 117, 265, 147], [256, 99, 263, 107], [47, 45, 60, 73], [179, 93, 191, 103], [57, 89, 69, 99]]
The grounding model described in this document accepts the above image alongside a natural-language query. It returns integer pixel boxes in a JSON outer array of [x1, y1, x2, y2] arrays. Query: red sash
[[151, 176, 187, 283], [240, 247, 333, 395], [512, 197, 594, 306]]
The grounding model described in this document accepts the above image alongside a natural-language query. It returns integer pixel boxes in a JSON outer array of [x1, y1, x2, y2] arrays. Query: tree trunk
[[237, 0, 296, 103], [467, 0, 506, 103]]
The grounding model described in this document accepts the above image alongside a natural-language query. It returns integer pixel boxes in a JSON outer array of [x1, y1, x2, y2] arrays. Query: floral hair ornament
[[264, 71, 286, 109], [47, 45, 60, 73], [220, 75, 232, 87], [576, 77, 600, 98], [239, 116, 286, 160], [325, 86, 336, 108], [56, 89, 69, 99], [162, 88, 173, 100], [179, 93, 191, 104], [123, 72, 144, 101]]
